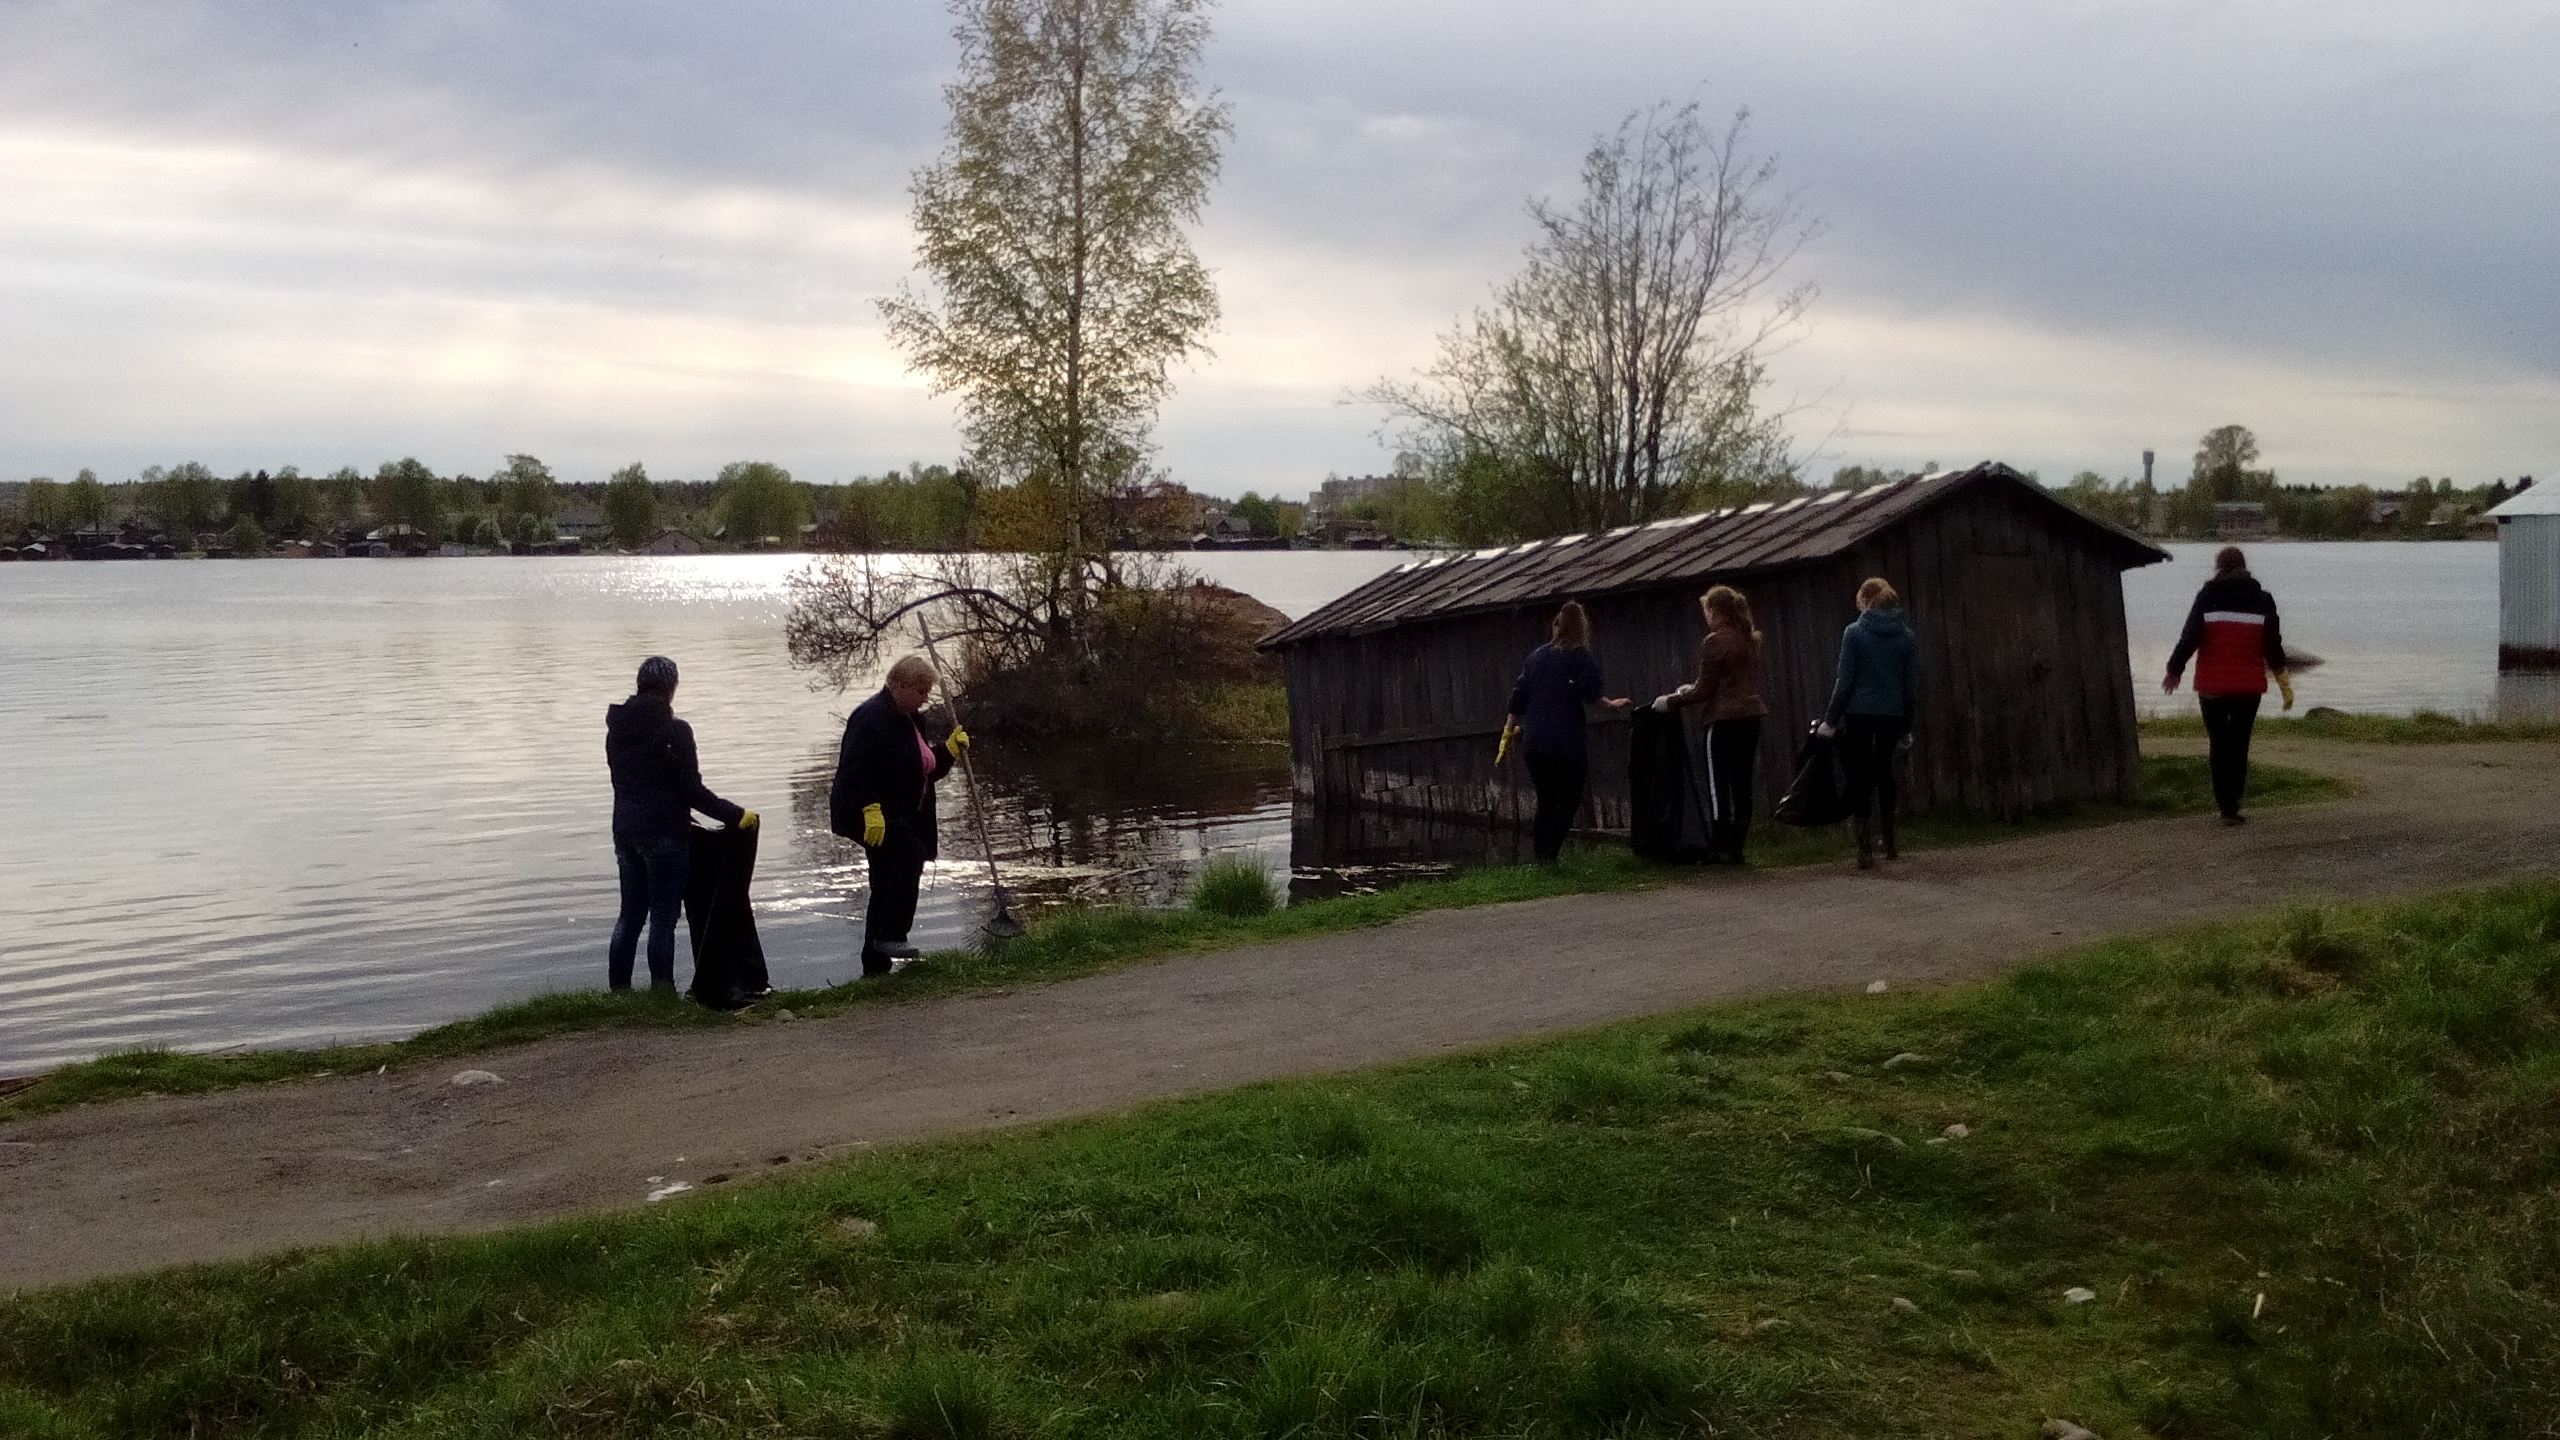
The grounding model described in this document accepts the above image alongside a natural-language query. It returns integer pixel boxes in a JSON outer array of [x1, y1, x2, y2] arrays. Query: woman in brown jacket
[[1652, 585, 1769, 863]]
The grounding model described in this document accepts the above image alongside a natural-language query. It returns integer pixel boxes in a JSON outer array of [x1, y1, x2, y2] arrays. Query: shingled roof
[[1260, 461, 2165, 648]]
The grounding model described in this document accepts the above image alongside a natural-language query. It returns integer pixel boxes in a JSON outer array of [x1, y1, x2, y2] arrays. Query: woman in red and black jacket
[[2163, 546, 2294, 825]]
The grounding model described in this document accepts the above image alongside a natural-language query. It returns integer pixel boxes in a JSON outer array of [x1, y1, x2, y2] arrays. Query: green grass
[[0, 754, 2344, 1124], [2142, 708, 2560, 744], [6, 882, 2558, 1437], [1188, 855, 1280, 918]]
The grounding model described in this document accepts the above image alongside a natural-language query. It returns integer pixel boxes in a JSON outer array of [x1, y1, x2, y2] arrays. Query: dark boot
[[1854, 817, 1875, 870], [1881, 810, 1899, 860]]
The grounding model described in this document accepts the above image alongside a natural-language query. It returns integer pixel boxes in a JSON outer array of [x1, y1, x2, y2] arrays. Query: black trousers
[[2199, 693, 2262, 818], [1523, 752, 1587, 863], [1839, 714, 1909, 825], [1703, 716, 1762, 860], [859, 829, 927, 974]]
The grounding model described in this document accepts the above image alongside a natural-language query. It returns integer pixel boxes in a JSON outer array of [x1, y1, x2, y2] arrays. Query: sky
[[2, 0, 2553, 500]]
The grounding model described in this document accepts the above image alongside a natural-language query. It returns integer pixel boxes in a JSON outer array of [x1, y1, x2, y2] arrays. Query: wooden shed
[[1259, 462, 2169, 831]]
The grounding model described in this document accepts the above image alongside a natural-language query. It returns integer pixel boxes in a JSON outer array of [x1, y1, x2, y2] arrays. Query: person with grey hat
[[605, 655, 752, 990]]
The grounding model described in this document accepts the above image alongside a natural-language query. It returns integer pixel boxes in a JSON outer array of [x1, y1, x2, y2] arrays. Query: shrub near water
[[1188, 855, 1278, 918], [7, 882, 2559, 1437]]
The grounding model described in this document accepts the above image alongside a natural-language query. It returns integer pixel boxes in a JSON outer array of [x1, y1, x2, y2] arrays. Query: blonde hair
[[1856, 577, 1900, 611], [1701, 585, 1761, 641], [886, 653, 937, 688], [1549, 600, 1590, 650]]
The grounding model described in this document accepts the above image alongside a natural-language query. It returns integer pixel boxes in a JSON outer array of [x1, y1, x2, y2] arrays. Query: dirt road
[[7, 737, 2556, 1292]]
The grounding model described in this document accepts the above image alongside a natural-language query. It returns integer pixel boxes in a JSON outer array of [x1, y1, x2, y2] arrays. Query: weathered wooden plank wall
[[1285, 484, 2148, 828]]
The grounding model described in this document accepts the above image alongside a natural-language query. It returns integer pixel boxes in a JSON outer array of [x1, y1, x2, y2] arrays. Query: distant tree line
[[2044, 425, 2528, 541]]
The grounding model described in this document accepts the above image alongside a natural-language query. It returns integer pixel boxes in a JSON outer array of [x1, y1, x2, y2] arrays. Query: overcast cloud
[[2, 0, 2552, 497]]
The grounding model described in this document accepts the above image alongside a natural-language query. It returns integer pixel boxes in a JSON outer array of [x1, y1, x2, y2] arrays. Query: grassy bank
[[2141, 708, 2560, 744], [6, 882, 2556, 1437], [0, 753, 2346, 1123]]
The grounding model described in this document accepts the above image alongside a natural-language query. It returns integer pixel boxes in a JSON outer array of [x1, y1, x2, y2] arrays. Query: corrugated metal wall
[[2499, 514, 2560, 667]]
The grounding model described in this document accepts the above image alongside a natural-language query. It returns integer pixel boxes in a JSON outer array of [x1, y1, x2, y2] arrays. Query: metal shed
[[2488, 483, 2560, 669], [1260, 462, 2170, 830]]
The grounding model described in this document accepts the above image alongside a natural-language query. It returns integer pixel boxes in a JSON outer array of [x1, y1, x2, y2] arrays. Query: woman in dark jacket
[[604, 655, 751, 990], [2163, 545, 2292, 825], [1818, 577, 1917, 870], [829, 653, 966, 975], [1501, 600, 1631, 862], [1655, 584, 1768, 863]]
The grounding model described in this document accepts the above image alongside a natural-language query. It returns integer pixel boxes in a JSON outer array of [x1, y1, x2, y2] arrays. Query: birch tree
[[881, 0, 1228, 560], [1371, 104, 1813, 539]]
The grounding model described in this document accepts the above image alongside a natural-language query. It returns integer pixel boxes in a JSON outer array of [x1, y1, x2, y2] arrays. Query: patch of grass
[[9, 884, 2560, 1436], [1188, 855, 1279, 918], [1187, 682, 1291, 743], [2143, 708, 2560, 744], [0, 754, 2346, 1123]]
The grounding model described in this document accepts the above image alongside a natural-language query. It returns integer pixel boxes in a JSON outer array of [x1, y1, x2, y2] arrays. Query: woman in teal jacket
[[1816, 577, 1917, 869]]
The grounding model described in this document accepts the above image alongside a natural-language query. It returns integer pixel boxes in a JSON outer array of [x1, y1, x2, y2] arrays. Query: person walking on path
[[1653, 585, 1769, 864], [2164, 545, 2293, 826], [830, 654, 967, 976], [604, 655, 753, 991], [1501, 600, 1632, 863], [1818, 578, 1918, 870]]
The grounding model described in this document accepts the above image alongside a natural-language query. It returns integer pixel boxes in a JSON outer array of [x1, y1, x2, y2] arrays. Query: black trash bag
[[1774, 722, 1847, 827], [685, 822, 770, 1010], [1628, 704, 1716, 862]]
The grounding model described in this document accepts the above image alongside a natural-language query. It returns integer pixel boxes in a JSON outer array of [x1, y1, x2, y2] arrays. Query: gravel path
[[6, 737, 2555, 1292]]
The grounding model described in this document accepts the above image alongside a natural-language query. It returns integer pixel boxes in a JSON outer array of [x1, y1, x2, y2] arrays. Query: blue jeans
[[609, 833, 689, 988]]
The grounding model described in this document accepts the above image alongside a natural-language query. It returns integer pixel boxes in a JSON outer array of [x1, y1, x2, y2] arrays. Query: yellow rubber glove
[[739, 810, 759, 830], [861, 803, 886, 847], [2276, 670, 2296, 711], [947, 723, 971, 753], [1495, 723, 1519, 765]]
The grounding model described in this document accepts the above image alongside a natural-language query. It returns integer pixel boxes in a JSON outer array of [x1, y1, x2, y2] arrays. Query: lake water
[[0, 539, 2528, 1071]]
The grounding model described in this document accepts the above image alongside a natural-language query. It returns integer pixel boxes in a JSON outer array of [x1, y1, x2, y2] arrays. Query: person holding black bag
[[1816, 577, 1917, 870], [602, 655, 753, 991], [829, 653, 967, 977], [1652, 584, 1767, 864]]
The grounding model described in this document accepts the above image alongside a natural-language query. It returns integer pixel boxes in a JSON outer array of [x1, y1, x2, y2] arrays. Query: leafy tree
[[62, 469, 111, 530], [1369, 103, 1810, 539], [2191, 425, 2269, 504], [151, 462, 225, 541], [225, 514, 267, 556], [226, 471, 275, 534], [370, 458, 445, 538], [881, 0, 1230, 558], [493, 454, 559, 530], [21, 477, 63, 532], [713, 461, 808, 546], [270, 467, 320, 538], [320, 468, 367, 532], [601, 462, 658, 547], [1231, 491, 1279, 538]]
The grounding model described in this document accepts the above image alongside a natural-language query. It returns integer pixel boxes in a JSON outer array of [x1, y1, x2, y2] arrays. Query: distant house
[[1306, 474, 1405, 527], [641, 529, 702, 555], [2213, 502, 2270, 539], [554, 505, 609, 542], [1313, 517, 1392, 548]]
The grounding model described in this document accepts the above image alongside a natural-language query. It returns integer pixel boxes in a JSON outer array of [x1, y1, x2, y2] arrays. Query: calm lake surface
[[0, 539, 2525, 1071]]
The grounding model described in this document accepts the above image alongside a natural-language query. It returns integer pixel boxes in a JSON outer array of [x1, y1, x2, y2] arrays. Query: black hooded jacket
[[605, 692, 744, 841]]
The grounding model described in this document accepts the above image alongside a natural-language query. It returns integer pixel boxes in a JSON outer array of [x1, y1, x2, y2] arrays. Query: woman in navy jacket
[[1501, 600, 1631, 862], [829, 654, 964, 975]]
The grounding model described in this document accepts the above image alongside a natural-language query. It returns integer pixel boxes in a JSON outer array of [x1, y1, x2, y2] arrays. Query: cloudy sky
[[2, 0, 2553, 499]]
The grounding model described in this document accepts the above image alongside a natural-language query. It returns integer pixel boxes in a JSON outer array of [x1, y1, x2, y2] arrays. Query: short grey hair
[[886, 654, 936, 688]]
